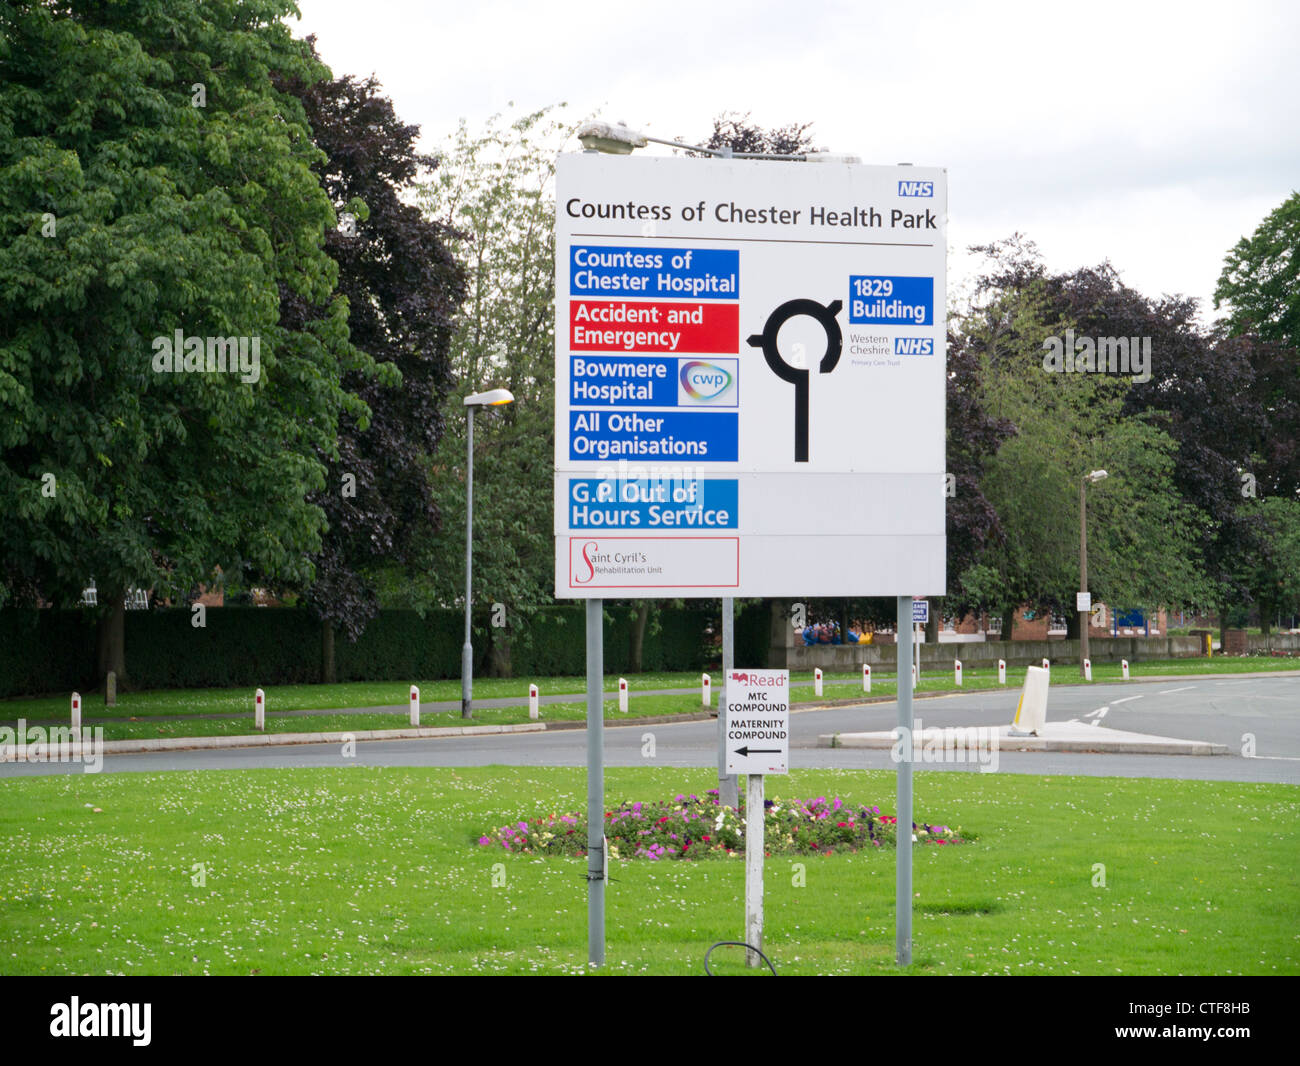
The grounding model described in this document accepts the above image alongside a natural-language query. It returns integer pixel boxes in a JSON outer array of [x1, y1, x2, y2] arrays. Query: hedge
[[0, 602, 720, 698], [0, 609, 98, 699]]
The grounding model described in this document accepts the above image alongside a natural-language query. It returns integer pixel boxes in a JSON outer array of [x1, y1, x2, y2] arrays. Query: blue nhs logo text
[[897, 180, 934, 197], [895, 337, 934, 355]]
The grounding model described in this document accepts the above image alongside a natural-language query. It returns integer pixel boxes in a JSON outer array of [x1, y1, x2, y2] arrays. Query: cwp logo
[[747, 298, 843, 462], [678, 360, 734, 403], [895, 337, 934, 355], [898, 180, 933, 197]]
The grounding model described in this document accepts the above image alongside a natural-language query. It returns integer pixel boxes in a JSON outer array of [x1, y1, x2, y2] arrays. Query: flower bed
[[478, 790, 969, 860]]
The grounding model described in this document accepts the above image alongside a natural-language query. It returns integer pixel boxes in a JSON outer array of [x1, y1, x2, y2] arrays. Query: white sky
[[290, 0, 1300, 319]]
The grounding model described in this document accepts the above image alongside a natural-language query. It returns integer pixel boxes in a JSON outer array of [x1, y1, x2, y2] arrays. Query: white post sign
[[724, 669, 789, 775], [724, 667, 789, 966]]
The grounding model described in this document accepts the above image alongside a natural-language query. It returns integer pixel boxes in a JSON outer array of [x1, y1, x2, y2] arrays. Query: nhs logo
[[897, 180, 934, 197], [895, 337, 934, 355]]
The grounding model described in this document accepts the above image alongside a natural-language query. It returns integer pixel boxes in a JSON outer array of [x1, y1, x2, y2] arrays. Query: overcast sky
[[291, 0, 1299, 319]]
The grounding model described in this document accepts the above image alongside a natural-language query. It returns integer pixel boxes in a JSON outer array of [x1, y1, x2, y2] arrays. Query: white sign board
[[554, 153, 947, 598], [1076, 591, 1092, 612], [724, 669, 789, 775]]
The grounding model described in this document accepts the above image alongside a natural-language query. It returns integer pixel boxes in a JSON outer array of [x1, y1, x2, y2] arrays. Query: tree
[[0, 0, 369, 684], [411, 106, 574, 673], [274, 47, 465, 679], [1213, 193, 1300, 632], [955, 239, 1216, 632], [698, 112, 816, 156], [1216, 191, 1300, 351]]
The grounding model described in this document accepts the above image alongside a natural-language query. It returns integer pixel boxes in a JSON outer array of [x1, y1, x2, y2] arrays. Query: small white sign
[[912, 599, 929, 624], [724, 669, 789, 775], [1076, 591, 1092, 612]]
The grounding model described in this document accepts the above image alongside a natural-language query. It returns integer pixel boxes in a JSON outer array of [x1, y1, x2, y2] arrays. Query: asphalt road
[[1, 674, 1296, 783]]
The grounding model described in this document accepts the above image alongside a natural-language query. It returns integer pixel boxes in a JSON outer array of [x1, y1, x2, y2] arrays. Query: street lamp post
[[1079, 469, 1108, 677], [461, 388, 514, 719]]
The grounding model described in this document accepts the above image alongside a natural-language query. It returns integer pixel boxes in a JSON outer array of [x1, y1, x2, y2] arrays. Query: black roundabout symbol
[[746, 298, 843, 462]]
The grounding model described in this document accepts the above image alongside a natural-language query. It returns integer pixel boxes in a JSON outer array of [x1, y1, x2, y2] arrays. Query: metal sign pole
[[718, 597, 738, 808], [744, 770, 765, 966], [896, 595, 913, 965], [586, 597, 605, 967]]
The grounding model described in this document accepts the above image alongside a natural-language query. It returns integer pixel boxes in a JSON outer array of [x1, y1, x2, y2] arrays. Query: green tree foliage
[[1216, 190, 1300, 351], [1213, 193, 1300, 630], [0, 0, 370, 680], [274, 45, 466, 667], [409, 106, 578, 671], [956, 239, 1214, 627]]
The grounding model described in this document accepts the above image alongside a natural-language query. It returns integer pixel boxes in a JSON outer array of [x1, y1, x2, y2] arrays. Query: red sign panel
[[569, 300, 738, 354]]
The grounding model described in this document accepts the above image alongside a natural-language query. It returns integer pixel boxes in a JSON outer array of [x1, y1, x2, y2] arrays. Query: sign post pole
[[586, 598, 605, 967], [719, 597, 739, 808], [556, 147, 946, 969], [896, 595, 913, 965], [745, 770, 764, 966], [725, 668, 788, 967]]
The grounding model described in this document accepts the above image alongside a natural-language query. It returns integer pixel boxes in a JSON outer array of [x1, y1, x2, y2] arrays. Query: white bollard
[[618, 677, 628, 713], [955, 659, 963, 686], [998, 659, 1007, 685], [1121, 659, 1129, 680], [1010, 666, 1050, 736], [1083, 658, 1092, 682], [409, 685, 420, 726], [911, 663, 916, 687], [528, 683, 539, 720], [814, 667, 823, 697], [702, 673, 711, 708], [863, 663, 871, 693], [255, 688, 265, 731], [71, 692, 81, 732], [1042, 657, 1050, 672]]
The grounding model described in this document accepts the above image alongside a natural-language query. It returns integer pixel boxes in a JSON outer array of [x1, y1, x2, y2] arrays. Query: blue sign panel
[[568, 410, 738, 462], [570, 356, 679, 407], [570, 246, 739, 299], [568, 477, 738, 529], [849, 275, 934, 326]]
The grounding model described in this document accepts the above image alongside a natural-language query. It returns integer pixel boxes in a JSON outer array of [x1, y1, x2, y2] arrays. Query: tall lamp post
[[462, 388, 514, 719], [1079, 469, 1108, 677]]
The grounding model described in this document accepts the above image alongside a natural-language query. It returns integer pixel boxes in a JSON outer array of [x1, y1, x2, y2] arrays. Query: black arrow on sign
[[733, 746, 781, 757]]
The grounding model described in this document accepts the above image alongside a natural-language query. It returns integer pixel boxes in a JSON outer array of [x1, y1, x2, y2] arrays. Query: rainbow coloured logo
[[679, 361, 733, 401]]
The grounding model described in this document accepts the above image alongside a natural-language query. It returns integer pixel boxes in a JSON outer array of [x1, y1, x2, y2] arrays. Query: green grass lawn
[[0, 767, 1295, 976], [2, 656, 1294, 741], [83, 697, 711, 742]]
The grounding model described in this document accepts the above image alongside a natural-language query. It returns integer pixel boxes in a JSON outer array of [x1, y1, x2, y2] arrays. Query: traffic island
[[818, 720, 1231, 756]]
